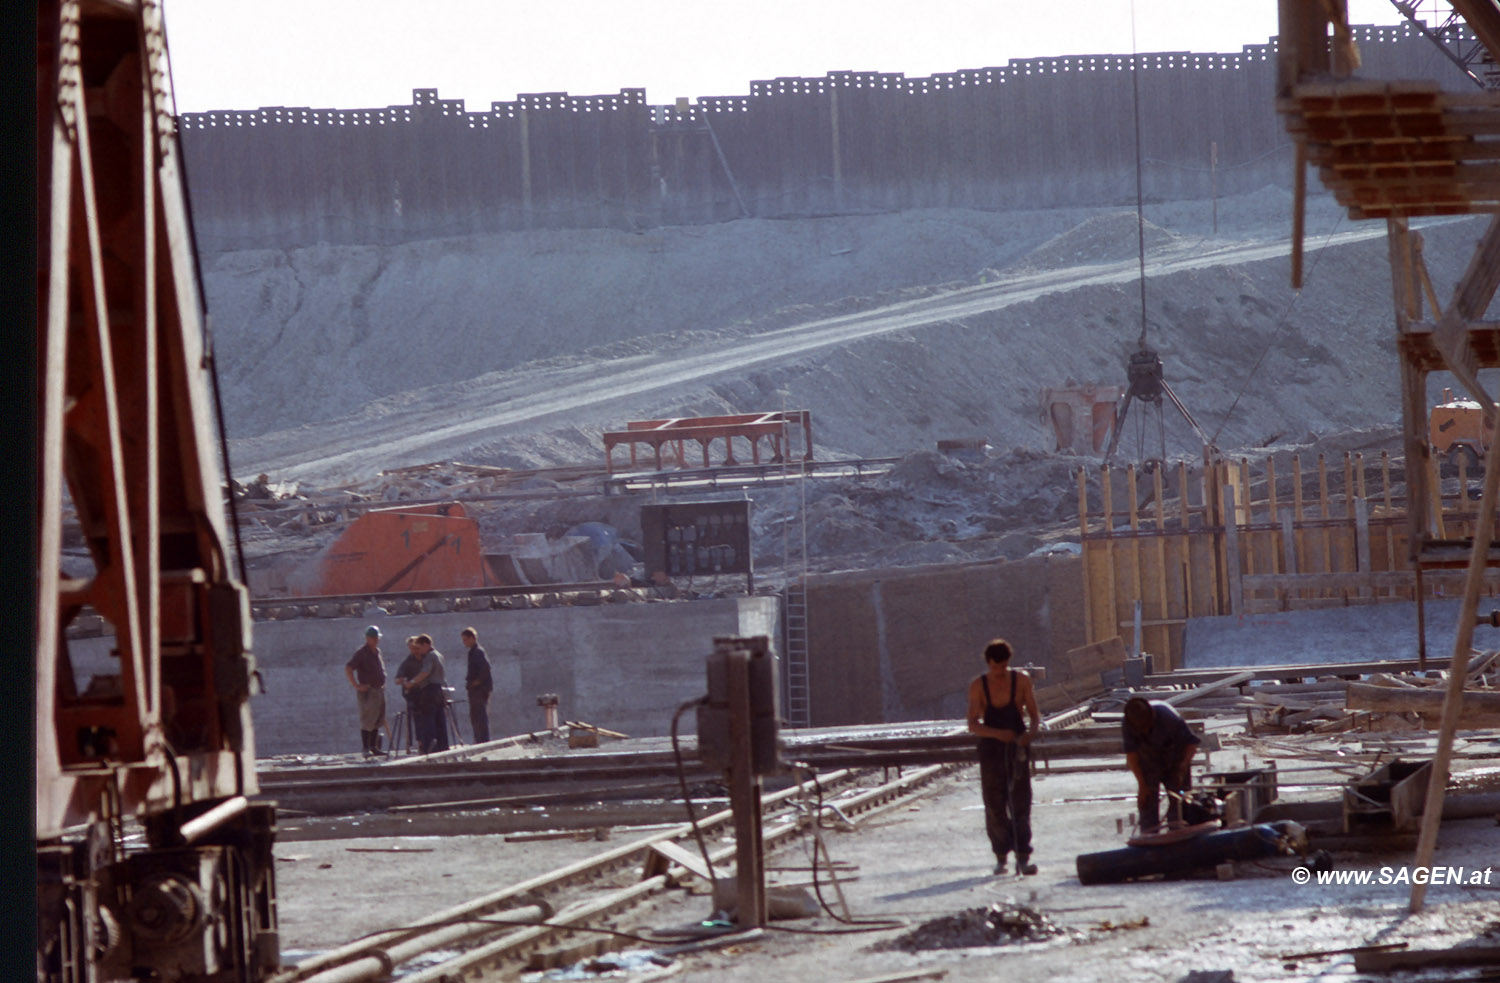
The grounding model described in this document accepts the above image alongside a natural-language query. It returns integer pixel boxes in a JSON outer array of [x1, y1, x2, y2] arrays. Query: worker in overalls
[[966, 638, 1042, 876]]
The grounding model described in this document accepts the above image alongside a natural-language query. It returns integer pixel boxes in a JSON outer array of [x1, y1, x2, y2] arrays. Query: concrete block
[[74, 596, 779, 757]]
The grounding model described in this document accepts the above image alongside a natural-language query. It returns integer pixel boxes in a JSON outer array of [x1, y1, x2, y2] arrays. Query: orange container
[[303, 502, 489, 595]]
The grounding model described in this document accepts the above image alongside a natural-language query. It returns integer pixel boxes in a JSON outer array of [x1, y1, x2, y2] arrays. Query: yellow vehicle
[[1430, 387, 1494, 473]]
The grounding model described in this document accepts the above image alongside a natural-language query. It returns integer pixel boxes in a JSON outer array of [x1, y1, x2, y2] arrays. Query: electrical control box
[[697, 636, 780, 775], [641, 500, 753, 591]]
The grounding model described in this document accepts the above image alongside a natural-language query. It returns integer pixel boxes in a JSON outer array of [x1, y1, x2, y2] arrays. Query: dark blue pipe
[[1076, 822, 1301, 885]]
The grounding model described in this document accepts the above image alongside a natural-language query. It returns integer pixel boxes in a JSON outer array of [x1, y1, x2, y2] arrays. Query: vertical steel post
[[726, 649, 766, 927]]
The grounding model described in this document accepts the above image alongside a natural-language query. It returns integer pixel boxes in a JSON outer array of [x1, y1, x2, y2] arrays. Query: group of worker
[[966, 638, 1199, 876], [344, 625, 495, 756], [347, 624, 1194, 855]]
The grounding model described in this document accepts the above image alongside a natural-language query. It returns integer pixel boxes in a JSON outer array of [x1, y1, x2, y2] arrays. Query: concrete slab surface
[[270, 741, 1500, 983], [1182, 600, 1500, 670]]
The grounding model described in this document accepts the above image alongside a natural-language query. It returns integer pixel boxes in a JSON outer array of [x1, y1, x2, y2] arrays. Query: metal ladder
[[783, 581, 811, 727], [780, 410, 812, 728]]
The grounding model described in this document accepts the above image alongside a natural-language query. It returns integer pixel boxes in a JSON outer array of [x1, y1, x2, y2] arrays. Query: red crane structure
[[36, 1, 280, 979]]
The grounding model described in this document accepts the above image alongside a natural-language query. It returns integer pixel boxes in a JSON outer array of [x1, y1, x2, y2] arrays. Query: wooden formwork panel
[[1077, 453, 1493, 668]]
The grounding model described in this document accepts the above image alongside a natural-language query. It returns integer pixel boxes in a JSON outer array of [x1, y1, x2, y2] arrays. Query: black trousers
[[414, 686, 449, 753], [469, 689, 491, 744], [1136, 743, 1192, 829], [978, 739, 1033, 862]]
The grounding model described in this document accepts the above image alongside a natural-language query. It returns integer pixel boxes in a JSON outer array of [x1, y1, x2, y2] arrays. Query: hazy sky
[[162, 0, 1407, 114]]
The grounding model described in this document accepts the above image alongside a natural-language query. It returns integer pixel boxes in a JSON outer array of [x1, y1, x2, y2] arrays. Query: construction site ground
[[271, 728, 1500, 983], [201, 182, 1500, 979]]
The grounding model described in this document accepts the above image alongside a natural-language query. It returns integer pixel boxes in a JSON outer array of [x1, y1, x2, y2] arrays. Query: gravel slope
[[213, 188, 1491, 488]]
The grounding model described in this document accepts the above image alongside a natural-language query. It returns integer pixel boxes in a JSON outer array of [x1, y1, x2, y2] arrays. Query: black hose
[[670, 697, 720, 901]]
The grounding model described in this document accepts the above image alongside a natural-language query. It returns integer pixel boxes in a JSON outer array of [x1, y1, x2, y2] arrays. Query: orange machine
[[1430, 387, 1494, 472], [298, 503, 493, 595], [1041, 382, 1123, 456]]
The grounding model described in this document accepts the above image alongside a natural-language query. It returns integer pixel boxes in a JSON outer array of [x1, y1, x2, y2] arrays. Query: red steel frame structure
[[37, 1, 278, 978], [603, 410, 814, 473]]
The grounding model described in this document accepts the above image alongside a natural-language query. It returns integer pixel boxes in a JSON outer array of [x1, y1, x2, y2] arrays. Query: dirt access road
[[227, 220, 1398, 488]]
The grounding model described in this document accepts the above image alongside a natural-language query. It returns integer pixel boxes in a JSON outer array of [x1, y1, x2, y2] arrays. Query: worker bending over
[[1122, 696, 1200, 833]]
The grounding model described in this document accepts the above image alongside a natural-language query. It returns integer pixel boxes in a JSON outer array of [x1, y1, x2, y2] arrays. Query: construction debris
[[1033, 649, 1500, 742], [1352, 944, 1500, 972], [1347, 681, 1500, 729], [874, 903, 1065, 952]]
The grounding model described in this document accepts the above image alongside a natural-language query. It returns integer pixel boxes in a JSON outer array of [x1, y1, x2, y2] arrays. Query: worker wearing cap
[[1122, 696, 1201, 833], [345, 626, 388, 757]]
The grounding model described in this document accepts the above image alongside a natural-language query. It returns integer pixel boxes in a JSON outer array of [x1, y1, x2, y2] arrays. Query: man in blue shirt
[[1122, 697, 1200, 833]]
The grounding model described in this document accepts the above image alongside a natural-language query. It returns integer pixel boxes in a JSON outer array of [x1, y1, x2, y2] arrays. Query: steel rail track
[[257, 726, 1138, 817], [403, 762, 955, 983], [270, 766, 857, 983], [271, 762, 955, 983]]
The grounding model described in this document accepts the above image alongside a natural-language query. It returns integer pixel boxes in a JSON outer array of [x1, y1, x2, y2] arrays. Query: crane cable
[[1128, 0, 1167, 465], [1131, 0, 1149, 353], [1127, 0, 1347, 456]]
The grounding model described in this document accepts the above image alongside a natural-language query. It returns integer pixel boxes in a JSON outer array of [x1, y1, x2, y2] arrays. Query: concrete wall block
[[805, 553, 1083, 728], [177, 33, 1469, 253], [82, 596, 780, 756]]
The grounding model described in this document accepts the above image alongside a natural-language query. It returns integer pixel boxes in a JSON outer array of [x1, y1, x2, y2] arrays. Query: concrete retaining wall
[[178, 25, 1465, 253], [71, 596, 779, 757], [1181, 600, 1500, 668], [67, 554, 1082, 754], [803, 552, 1086, 727]]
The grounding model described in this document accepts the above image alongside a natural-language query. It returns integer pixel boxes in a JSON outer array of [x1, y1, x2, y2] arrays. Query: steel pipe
[[291, 903, 547, 983], [1075, 821, 1309, 885], [180, 795, 250, 843]]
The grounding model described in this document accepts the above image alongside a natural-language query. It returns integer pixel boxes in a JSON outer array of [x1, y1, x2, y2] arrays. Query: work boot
[[992, 857, 1008, 875], [1017, 856, 1039, 876]]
